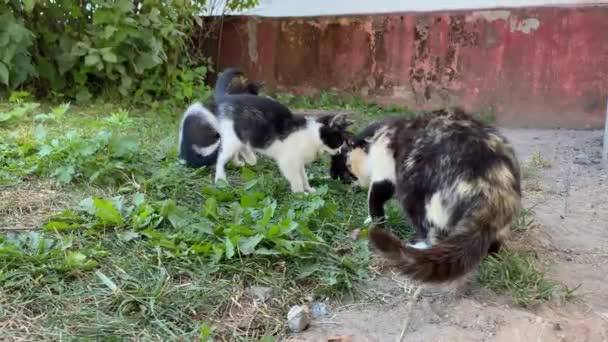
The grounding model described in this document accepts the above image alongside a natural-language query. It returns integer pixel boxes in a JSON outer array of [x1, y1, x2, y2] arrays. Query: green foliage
[[0, 102, 38, 124], [0, 99, 376, 338], [1, 104, 150, 185], [0, 0, 258, 104], [0, 11, 36, 89], [274, 90, 411, 125], [477, 249, 561, 306]]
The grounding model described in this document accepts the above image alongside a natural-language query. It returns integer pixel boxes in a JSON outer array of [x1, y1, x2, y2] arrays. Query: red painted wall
[[207, 6, 608, 128]]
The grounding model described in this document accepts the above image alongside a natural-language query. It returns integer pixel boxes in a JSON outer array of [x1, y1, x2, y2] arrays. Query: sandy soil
[[292, 128, 608, 342]]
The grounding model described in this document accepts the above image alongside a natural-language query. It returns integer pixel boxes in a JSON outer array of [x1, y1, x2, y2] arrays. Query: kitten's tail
[[215, 67, 245, 99], [178, 103, 221, 167], [369, 222, 495, 283]]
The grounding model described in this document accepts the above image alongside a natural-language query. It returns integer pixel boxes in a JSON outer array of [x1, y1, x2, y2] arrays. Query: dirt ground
[[291, 128, 608, 342]]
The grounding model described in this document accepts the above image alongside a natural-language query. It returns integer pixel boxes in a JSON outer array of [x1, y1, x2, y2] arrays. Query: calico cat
[[178, 67, 264, 168], [330, 108, 522, 283], [188, 94, 352, 192]]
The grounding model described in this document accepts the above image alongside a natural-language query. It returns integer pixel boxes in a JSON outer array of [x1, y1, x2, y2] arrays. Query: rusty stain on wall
[[247, 19, 258, 63], [209, 6, 608, 128]]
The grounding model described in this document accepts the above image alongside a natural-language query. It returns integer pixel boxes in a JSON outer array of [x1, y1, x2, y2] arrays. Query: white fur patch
[[178, 102, 219, 154], [192, 140, 220, 157], [425, 192, 449, 229], [368, 134, 396, 185], [260, 118, 323, 163], [407, 241, 431, 250]]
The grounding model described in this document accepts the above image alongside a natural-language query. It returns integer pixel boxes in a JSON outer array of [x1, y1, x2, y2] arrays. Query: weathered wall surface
[[208, 6, 608, 128]]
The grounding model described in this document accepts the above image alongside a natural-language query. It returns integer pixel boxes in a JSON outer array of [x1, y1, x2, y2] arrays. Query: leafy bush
[[0, 0, 258, 104]]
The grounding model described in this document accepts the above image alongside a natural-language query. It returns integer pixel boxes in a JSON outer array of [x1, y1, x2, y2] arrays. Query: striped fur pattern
[[330, 108, 522, 283]]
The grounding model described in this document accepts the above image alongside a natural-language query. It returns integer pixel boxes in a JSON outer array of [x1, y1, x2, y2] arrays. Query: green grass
[[0, 96, 566, 339], [477, 249, 559, 306], [0, 99, 411, 340]]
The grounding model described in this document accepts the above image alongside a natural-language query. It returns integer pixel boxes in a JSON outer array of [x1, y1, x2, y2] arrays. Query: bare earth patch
[[294, 128, 608, 342], [0, 180, 72, 231]]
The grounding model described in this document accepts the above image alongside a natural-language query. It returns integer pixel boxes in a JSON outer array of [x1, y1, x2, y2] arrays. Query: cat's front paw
[[304, 187, 316, 193], [363, 216, 373, 225], [214, 174, 228, 184], [231, 157, 245, 167]]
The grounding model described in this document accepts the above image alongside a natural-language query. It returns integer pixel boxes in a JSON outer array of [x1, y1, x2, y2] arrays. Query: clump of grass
[[477, 249, 559, 306], [511, 207, 538, 234], [529, 151, 553, 169], [272, 90, 412, 126]]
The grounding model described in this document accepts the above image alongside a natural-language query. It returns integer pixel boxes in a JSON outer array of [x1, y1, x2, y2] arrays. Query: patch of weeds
[[529, 151, 553, 169], [476, 111, 496, 125], [0, 104, 159, 186], [477, 248, 560, 306], [0, 102, 39, 124], [511, 207, 538, 234], [522, 159, 544, 193]]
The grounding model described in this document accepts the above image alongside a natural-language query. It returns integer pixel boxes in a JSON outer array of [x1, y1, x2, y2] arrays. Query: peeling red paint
[[207, 6, 608, 128]]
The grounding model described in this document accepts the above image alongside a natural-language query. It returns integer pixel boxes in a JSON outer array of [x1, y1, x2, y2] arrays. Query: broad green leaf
[[238, 234, 263, 255], [0, 62, 9, 86], [134, 53, 159, 74], [38, 145, 53, 157], [202, 197, 217, 219], [224, 237, 235, 259], [100, 48, 118, 63], [23, 0, 36, 13], [0, 32, 9, 47], [53, 165, 75, 184], [34, 124, 47, 141], [92, 197, 124, 225], [43, 221, 80, 231], [84, 54, 101, 67], [79, 197, 96, 215], [110, 136, 138, 157]]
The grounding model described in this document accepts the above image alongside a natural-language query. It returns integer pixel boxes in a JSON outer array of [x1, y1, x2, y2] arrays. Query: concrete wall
[[208, 5, 608, 128]]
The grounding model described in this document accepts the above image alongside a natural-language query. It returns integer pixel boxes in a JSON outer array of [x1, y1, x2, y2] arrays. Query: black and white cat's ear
[[326, 113, 354, 129], [247, 80, 265, 94]]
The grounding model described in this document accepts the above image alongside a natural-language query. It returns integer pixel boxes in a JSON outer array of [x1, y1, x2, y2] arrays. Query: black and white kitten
[[330, 108, 521, 283], [178, 67, 264, 168], [188, 94, 352, 193]]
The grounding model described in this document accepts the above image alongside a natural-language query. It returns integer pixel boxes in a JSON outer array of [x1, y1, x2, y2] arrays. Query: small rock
[[591, 159, 601, 164], [573, 147, 580, 151], [328, 336, 353, 342], [287, 305, 311, 333], [554, 323, 562, 331], [574, 153, 591, 165], [560, 215, 565, 220], [245, 286, 275, 303], [311, 302, 329, 318]]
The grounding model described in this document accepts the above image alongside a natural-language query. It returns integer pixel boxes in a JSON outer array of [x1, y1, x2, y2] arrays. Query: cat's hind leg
[[215, 122, 242, 184]]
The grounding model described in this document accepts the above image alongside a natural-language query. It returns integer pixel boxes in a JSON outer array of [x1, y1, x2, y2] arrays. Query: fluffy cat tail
[[215, 67, 245, 99], [369, 224, 494, 283], [178, 103, 221, 167]]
